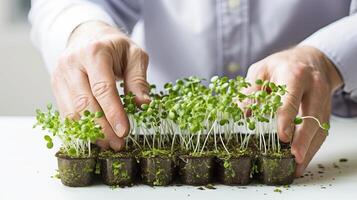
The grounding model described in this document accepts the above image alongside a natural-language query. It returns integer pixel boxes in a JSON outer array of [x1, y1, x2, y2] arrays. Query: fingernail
[[115, 123, 127, 138], [110, 140, 123, 151]]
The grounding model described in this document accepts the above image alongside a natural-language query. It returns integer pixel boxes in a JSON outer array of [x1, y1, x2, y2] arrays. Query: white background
[[0, 0, 55, 116]]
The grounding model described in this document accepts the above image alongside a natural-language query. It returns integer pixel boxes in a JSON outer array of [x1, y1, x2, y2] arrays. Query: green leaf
[[68, 148, 76, 156], [321, 123, 330, 131], [248, 122, 256, 130], [44, 135, 52, 142], [83, 110, 90, 117], [210, 76, 219, 82], [95, 111, 104, 118], [294, 117, 303, 125], [46, 142, 53, 149], [255, 79, 263, 85]]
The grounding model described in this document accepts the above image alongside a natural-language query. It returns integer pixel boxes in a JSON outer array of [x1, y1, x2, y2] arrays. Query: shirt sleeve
[[91, 0, 141, 34], [29, 0, 116, 72], [300, 2, 357, 101]]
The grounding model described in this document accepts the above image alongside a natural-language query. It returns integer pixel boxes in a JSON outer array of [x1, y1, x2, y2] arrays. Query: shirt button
[[226, 62, 241, 73]]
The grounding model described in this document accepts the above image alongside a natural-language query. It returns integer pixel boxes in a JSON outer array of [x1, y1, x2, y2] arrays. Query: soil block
[[99, 152, 137, 186], [140, 156, 174, 186], [259, 154, 296, 185], [179, 155, 214, 185], [56, 152, 96, 187], [217, 156, 252, 185]]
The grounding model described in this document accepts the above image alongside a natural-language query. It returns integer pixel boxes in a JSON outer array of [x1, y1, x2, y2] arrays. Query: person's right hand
[[51, 21, 150, 151]]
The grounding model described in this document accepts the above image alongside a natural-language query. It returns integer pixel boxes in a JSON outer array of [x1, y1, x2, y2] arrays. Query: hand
[[51, 21, 150, 151], [246, 46, 343, 176]]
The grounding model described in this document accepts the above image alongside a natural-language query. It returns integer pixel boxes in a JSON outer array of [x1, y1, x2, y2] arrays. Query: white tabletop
[[0, 116, 356, 200]]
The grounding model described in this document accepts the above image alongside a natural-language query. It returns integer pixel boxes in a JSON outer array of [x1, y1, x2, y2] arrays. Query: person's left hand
[[245, 46, 343, 176]]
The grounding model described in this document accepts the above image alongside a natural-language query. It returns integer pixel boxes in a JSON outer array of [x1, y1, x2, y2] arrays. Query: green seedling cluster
[[33, 75, 330, 187], [34, 76, 329, 157], [121, 76, 329, 156], [34, 104, 104, 157]]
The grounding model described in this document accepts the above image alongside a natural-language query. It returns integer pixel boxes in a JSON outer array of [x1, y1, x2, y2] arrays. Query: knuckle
[[91, 81, 115, 100], [114, 37, 130, 49], [283, 94, 300, 114], [140, 50, 149, 66], [312, 72, 329, 92], [63, 112, 76, 119], [57, 51, 79, 71], [85, 40, 107, 56], [247, 63, 261, 75], [73, 94, 91, 113], [291, 64, 308, 79]]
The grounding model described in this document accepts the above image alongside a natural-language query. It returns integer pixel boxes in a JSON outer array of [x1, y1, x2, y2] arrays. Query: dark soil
[[258, 149, 296, 185], [179, 155, 214, 185], [99, 150, 137, 186], [216, 155, 252, 185], [55, 151, 97, 187], [140, 156, 174, 186]]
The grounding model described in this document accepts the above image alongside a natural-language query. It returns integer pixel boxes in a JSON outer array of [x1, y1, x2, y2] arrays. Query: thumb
[[123, 46, 151, 105]]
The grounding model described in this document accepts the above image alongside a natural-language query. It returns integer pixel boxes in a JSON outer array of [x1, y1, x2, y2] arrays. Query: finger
[[273, 66, 311, 143], [291, 92, 321, 164], [124, 45, 151, 105], [295, 129, 327, 177], [291, 72, 330, 163], [82, 42, 130, 139], [51, 69, 78, 119], [240, 63, 268, 112], [291, 114, 320, 164], [245, 62, 268, 93], [62, 65, 124, 151]]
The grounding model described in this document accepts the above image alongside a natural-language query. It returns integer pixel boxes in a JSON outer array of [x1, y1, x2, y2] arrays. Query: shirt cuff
[[38, 1, 116, 72], [299, 14, 357, 100]]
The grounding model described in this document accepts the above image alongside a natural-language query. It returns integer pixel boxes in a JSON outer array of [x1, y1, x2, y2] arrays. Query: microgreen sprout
[[294, 116, 330, 132], [34, 104, 105, 157]]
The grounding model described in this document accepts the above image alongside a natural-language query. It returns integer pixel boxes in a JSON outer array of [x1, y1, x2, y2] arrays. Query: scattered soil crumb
[[205, 184, 216, 190], [321, 186, 326, 189], [318, 171, 324, 174], [333, 163, 340, 169], [274, 188, 282, 193], [317, 164, 325, 169], [238, 186, 247, 189], [339, 158, 348, 162], [197, 187, 205, 190]]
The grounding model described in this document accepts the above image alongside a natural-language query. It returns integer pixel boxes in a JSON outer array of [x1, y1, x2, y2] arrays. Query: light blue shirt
[[29, 0, 357, 117]]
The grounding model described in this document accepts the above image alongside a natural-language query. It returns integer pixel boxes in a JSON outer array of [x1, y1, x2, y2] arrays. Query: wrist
[[323, 53, 344, 93], [298, 45, 343, 93], [67, 21, 114, 47]]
